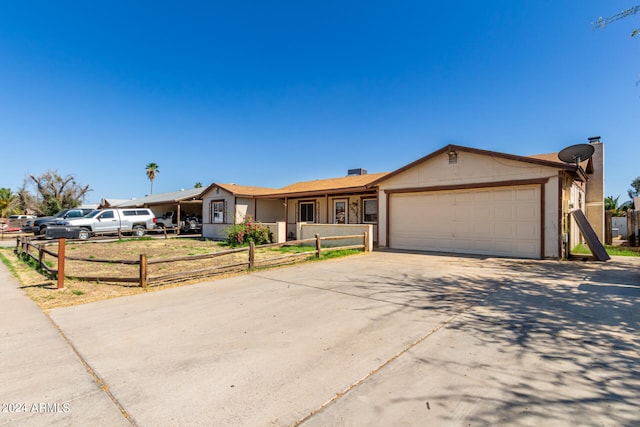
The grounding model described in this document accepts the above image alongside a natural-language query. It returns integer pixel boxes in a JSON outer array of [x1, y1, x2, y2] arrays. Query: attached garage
[[373, 144, 599, 259], [388, 183, 542, 258]]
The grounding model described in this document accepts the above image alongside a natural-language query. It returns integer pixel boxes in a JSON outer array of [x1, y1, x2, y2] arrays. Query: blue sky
[[1, 1, 639, 205]]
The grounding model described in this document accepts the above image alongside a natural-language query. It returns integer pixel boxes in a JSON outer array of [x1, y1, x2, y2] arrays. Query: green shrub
[[225, 216, 272, 247]]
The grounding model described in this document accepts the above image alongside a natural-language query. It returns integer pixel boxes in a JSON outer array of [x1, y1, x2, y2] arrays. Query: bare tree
[[593, 5, 640, 37], [29, 170, 91, 215]]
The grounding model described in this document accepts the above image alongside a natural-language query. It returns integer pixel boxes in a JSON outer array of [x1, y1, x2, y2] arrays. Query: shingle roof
[[214, 183, 279, 197], [256, 172, 389, 198]]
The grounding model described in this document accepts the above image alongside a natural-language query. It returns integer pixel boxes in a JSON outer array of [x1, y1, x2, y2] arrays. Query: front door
[[333, 200, 347, 224]]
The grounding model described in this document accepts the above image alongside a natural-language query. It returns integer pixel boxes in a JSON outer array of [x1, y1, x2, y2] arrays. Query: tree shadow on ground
[[334, 254, 640, 425]]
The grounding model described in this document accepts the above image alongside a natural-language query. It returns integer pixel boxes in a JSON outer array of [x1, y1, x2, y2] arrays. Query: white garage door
[[389, 185, 541, 258]]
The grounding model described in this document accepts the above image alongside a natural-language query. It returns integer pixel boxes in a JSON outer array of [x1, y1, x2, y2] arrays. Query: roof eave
[[255, 186, 378, 199]]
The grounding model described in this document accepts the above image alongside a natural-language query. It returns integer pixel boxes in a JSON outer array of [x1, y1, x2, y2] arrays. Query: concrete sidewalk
[[0, 260, 131, 426]]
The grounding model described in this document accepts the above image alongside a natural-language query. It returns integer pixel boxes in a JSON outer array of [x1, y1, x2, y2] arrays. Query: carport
[[111, 188, 204, 234]]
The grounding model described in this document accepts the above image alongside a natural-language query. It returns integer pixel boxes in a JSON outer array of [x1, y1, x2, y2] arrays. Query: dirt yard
[[3, 237, 327, 311]]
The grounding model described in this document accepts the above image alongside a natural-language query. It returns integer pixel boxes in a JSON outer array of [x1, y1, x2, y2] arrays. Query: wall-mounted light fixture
[[448, 150, 458, 164]]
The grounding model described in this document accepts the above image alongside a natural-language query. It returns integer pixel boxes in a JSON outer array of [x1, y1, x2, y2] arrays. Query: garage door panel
[[494, 207, 515, 220], [516, 223, 538, 238], [494, 189, 515, 202], [454, 206, 472, 220], [517, 188, 537, 200], [494, 223, 515, 238], [516, 206, 537, 220], [390, 185, 541, 259], [472, 190, 492, 202]]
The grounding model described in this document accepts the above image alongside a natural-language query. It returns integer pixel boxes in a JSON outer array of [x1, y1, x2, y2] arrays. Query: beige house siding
[[201, 187, 236, 240], [255, 199, 285, 223], [585, 141, 605, 241], [377, 150, 569, 259]]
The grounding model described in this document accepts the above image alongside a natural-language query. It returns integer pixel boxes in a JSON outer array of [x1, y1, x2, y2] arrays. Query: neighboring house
[[108, 188, 205, 230], [98, 199, 130, 209], [199, 140, 603, 260]]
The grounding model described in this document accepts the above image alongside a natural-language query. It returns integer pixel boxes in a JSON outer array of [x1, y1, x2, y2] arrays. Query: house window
[[333, 200, 347, 224], [212, 200, 225, 223], [363, 199, 377, 223], [299, 201, 315, 222]]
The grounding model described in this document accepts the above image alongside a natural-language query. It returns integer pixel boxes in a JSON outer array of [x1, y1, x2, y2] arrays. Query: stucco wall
[[297, 223, 373, 252], [235, 197, 255, 223], [585, 141, 605, 241], [201, 186, 236, 240], [202, 223, 229, 240], [255, 199, 283, 223]]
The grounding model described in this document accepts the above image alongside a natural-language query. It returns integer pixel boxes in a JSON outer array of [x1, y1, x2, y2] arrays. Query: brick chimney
[[585, 136, 605, 242]]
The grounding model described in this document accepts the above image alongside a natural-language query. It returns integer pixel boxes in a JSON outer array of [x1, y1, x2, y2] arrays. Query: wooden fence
[[627, 210, 640, 246], [14, 233, 368, 289]]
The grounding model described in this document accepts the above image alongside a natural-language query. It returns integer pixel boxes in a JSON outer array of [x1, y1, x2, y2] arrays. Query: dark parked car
[[21, 208, 94, 235]]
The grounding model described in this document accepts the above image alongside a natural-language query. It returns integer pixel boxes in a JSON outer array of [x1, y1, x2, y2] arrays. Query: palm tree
[[145, 163, 160, 195], [0, 187, 16, 217]]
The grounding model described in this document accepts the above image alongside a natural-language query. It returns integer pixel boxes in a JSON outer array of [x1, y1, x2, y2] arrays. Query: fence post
[[249, 241, 255, 270], [605, 211, 612, 245], [628, 211, 639, 246], [363, 232, 369, 252], [315, 234, 321, 258], [57, 238, 65, 289], [139, 254, 147, 288], [38, 245, 44, 267]]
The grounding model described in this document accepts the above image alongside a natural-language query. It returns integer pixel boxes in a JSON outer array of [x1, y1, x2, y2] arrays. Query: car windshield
[[53, 210, 69, 218], [84, 210, 102, 218]]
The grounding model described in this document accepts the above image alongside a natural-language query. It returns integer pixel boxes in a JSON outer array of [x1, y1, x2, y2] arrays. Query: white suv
[[52, 208, 157, 239]]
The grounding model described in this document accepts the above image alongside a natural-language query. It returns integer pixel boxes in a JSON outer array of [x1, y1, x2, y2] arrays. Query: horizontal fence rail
[[14, 232, 368, 289]]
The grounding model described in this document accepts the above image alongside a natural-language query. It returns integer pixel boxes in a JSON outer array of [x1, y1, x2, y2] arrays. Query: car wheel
[[133, 226, 145, 237], [78, 228, 90, 240], [39, 227, 47, 235]]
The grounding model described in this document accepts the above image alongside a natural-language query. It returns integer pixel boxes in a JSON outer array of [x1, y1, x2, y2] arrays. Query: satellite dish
[[558, 144, 595, 166]]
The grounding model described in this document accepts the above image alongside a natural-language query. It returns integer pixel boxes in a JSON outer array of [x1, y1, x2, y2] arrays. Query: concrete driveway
[[9, 250, 640, 426]]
